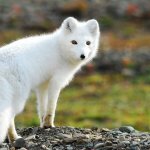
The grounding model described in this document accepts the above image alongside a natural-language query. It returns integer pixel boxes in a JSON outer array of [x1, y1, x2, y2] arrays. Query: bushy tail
[[0, 106, 12, 143]]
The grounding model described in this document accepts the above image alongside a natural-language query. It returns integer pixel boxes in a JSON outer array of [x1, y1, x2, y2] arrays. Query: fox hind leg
[[0, 77, 13, 143], [8, 118, 21, 143]]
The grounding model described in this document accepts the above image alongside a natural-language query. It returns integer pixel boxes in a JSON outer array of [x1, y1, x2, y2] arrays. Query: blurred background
[[0, 0, 150, 131]]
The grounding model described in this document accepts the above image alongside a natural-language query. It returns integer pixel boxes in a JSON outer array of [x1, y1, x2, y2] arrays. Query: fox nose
[[80, 54, 85, 60]]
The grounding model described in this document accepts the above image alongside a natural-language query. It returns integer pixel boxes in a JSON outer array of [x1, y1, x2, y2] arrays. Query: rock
[[66, 145, 73, 150], [9, 148, 15, 150], [13, 138, 26, 149], [119, 135, 126, 141], [25, 134, 36, 140], [18, 148, 28, 150], [119, 126, 135, 133], [94, 143, 105, 148], [32, 127, 39, 134], [104, 146, 113, 149], [99, 128, 110, 132], [0, 148, 8, 150], [117, 142, 126, 148], [41, 144, 50, 150], [63, 138, 76, 143], [105, 141, 112, 146], [57, 133, 72, 139], [122, 140, 130, 145]]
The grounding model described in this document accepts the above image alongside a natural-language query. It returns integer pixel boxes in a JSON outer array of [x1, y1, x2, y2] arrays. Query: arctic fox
[[0, 17, 100, 143]]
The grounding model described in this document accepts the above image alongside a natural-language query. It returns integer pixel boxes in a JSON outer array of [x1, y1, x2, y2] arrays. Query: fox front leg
[[36, 81, 49, 127], [41, 81, 61, 128]]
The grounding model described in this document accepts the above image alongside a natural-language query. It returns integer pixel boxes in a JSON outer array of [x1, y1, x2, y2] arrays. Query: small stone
[[119, 135, 126, 141], [27, 141, 34, 147], [57, 133, 72, 139], [66, 145, 73, 150], [119, 126, 135, 133], [130, 146, 140, 150], [108, 134, 113, 139], [83, 129, 91, 134], [84, 134, 90, 139], [81, 138, 91, 143], [32, 127, 39, 134], [45, 128, 51, 132], [25, 135, 36, 140], [10, 147, 15, 150], [100, 128, 110, 132], [131, 141, 139, 146], [92, 135, 102, 140], [18, 148, 27, 150], [135, 139, 140, 142], [104, 146, 113, 149], [13, 138, 26, 149], [41, 145, 50, 150], [0, 148, 8, 150], [63, 138, 76, 143], [105, 141, 112, 146], [122, 141, 130, 145], [94, 143, 105, 148], [117, 142, 126, 148]]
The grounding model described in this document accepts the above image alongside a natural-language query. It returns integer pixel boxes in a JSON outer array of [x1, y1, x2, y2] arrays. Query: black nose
[[80, 54, 85, 60]]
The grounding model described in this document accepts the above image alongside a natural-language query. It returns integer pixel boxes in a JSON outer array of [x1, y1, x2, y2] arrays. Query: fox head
[[58, 17, 100, 65]]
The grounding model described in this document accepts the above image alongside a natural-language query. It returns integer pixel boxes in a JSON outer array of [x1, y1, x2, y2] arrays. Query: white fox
[[0, 17, 100, 143]]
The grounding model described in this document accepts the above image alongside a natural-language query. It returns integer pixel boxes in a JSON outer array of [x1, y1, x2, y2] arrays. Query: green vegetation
[[100, 16, 114, 29], [16, 73, 150, 131]]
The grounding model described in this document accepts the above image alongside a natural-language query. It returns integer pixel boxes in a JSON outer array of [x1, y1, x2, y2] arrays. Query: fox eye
[[71, 40, 78, 45], [86, 41, 91, 45]]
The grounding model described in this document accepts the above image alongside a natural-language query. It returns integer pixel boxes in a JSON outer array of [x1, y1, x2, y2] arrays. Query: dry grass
[[101, 32, 150, 51]]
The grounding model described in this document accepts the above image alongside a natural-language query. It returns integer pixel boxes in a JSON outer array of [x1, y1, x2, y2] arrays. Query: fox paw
[[41, 114, 55, 128], [8, 134, 22, 143], [41, 123, 55, 129]]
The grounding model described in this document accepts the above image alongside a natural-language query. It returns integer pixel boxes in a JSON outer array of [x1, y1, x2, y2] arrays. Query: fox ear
[[62, 17, 77, 33], [87, 19, 99, 35]]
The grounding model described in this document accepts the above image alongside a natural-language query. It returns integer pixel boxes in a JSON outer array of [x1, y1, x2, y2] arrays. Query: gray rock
[[57, 133, 72, 139], [13, 138, 26, 149], [94, 143, 105, 148], [105, 141, 112, 146], [0, 148, 8, 150], [117, 142, 126, 148], [66, 145, 73, 150], [122, 140, 130, 145], [41, 145, 50, 150], [18, 148, 28, 150], [119, 126, 135, 133], [119, 135, 126, 141], [25, 134, 36, 140], [63, 138, 76, 143]]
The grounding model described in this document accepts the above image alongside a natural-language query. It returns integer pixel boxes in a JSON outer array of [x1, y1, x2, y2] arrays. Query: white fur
[[0, 17, 100, 143]]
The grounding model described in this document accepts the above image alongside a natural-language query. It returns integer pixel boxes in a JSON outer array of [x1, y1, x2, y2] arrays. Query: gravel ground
[[0, 126, 150, 150]]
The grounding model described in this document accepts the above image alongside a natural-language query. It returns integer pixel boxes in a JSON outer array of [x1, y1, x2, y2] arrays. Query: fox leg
[[8, 118, 21, 142], [42, 80, 61, 128], [36, 81, 49, 127]]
